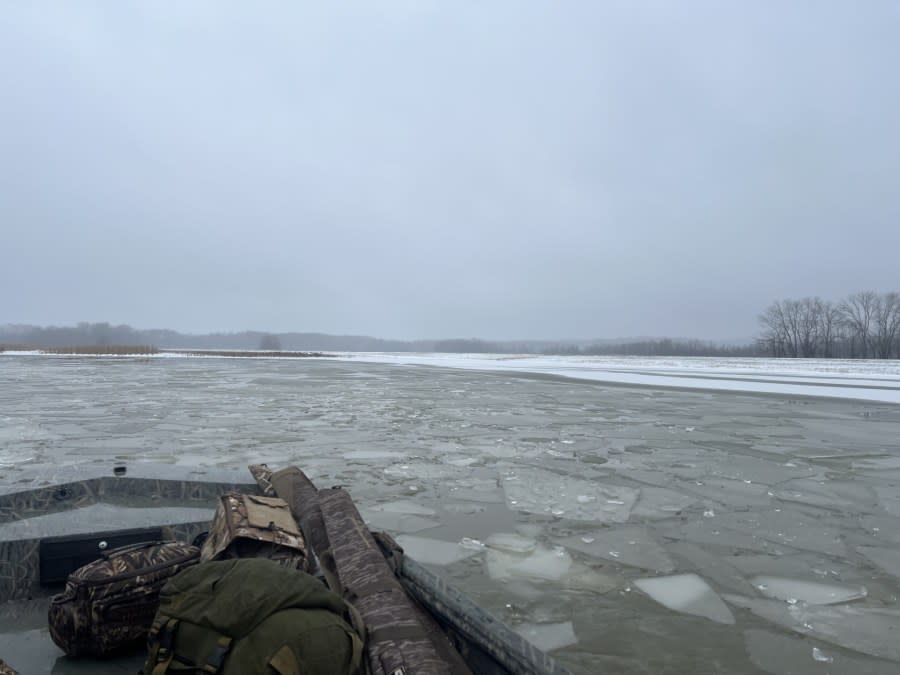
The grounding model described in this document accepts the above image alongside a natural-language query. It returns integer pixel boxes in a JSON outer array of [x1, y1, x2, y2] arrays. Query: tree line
[[758, 291, 900, 359]]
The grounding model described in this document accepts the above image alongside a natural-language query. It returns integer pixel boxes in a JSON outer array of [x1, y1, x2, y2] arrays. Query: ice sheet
[[671, 510, 849, 557], [559, 527, 675, 572], [486, 545, 573, 582], [666, 541, 758, 595], [774, 479, 875, 511], [514, 621, 578, 652], [725, 595, 900, 661], [361, 511, 439, 534], [501, 466, 638, 522], [484, 532, 537, 553], [750, 576, 867, 604], [366, 499, 436, 516], [858, 546, 900, 579], [630, 487, 697, 519], [634, 573, 735, 624], [683, 477, 772, 508], [394, 535, 481, 566], [744, 629, 900, 675]]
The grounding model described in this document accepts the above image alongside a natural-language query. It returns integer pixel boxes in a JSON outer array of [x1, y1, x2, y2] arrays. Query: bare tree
[[759, 301, 791, 356], [839, 291, 878, 358], [872, 292, 900, 359], [818, 300, 840, 358], [259, 334, 282, 351], [796, 297, 823, 357]]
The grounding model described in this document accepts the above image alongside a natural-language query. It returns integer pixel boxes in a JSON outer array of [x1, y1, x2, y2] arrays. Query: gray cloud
[[2, 1, 898, 340]]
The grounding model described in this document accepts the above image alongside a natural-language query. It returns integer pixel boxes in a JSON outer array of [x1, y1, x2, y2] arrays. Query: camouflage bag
[[200, 492, 309, 571], [258, 466, 471, 675], [144, 558, 363, 675], [47, 540, 199, 657], [0, 659, 20, 675]]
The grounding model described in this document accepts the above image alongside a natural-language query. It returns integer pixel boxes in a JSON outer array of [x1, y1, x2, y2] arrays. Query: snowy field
[[2, 353, 900, 673]]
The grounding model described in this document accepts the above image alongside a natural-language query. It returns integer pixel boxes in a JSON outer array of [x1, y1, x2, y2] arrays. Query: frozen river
[[2, 354, 900, 674]]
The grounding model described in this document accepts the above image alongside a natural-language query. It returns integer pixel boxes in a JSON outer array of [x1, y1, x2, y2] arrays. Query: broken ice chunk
[[725, 594, 900, 661], [634, 573, 734, 624], [684, 477, 771, 508], [858, 546, 900, 580], [501, 467, 638, 522], [361, 500, 440, 533], [395, 535, 481, 566], [750, 576, 866, 605], [559, 527, 675, 572], [666, 541, 757, 595], [368, 500, 436, 516], [485, 532, 537, 554], [514, 621, 578, 652], [811, 647, 833, 663], [631, 487, 696, 519], [343, 450, 407, 460], [744, 629, 900, 675], [486, 545, 573, 582], [773, 479, 874, 511]]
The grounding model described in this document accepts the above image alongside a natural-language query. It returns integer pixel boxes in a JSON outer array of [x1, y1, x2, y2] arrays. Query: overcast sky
[[1, 2, 898, 341]]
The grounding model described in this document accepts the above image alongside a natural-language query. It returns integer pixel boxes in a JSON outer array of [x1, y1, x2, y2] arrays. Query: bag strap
[[148, 618, 179, 675], [147, 619, 232, 675], [268, 645, 300, 675]]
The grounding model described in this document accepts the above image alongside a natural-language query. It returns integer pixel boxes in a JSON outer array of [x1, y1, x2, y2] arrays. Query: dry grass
[[0, 344, 37, 352], [0, 344, 160, 355], [1, 345, 327, 358], [162, 349, 326, 358]]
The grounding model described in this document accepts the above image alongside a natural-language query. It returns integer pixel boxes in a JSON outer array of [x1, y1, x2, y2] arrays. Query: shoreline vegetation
[[1, 288, 897, 360], [0, 344, 327, 357]]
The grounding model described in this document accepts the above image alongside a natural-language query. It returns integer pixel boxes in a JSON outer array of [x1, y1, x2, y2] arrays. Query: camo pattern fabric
[[48, 541, 199, 657], [0, 659, 20, 675], [319, 487, 462, 675], [200, 492, 308, 571]]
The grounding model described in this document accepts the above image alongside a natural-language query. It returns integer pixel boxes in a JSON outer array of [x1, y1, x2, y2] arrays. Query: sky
[[1, 2, 898, 341]]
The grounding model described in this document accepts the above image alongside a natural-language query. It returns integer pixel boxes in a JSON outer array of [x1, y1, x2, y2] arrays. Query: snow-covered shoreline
[[4, 350, 900, 403], [337, 353, 900, 405]]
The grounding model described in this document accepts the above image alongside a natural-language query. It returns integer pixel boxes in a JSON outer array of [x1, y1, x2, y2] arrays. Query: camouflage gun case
[[47, 540, 199, 657], [260, 466, 471, 675], [200, 492, 309, 571]]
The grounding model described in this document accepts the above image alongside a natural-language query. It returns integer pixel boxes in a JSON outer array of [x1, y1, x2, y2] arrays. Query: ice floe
[[725, 595, 900, 661], [666, 541, 758, 595], [671, 510, 848, 557], [857, 546, 900, 579], [630, 486, 697, 519], [559, 526, 675, 572], [486, 545, 573, 582], [749, 575, 867, 605], [501, 466, 638, 522], [514, 621, 578, 652], [744, 629, 900, 675], [485, 532, 538, 554], [634, 573, 735, 624], [361, 499, 440, 533], [483, 538, 621, 592], [394, 535, 481, 566]]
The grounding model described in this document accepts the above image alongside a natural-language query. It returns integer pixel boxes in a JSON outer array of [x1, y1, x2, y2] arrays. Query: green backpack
[[144, 558, 363, 675]]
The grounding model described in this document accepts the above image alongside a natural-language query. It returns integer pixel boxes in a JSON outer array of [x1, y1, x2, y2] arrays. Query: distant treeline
[[5, 298, 897, 360], [1, 322, 757, 357], [544, 338, 761, 357], [758, 291, 900, 359]]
